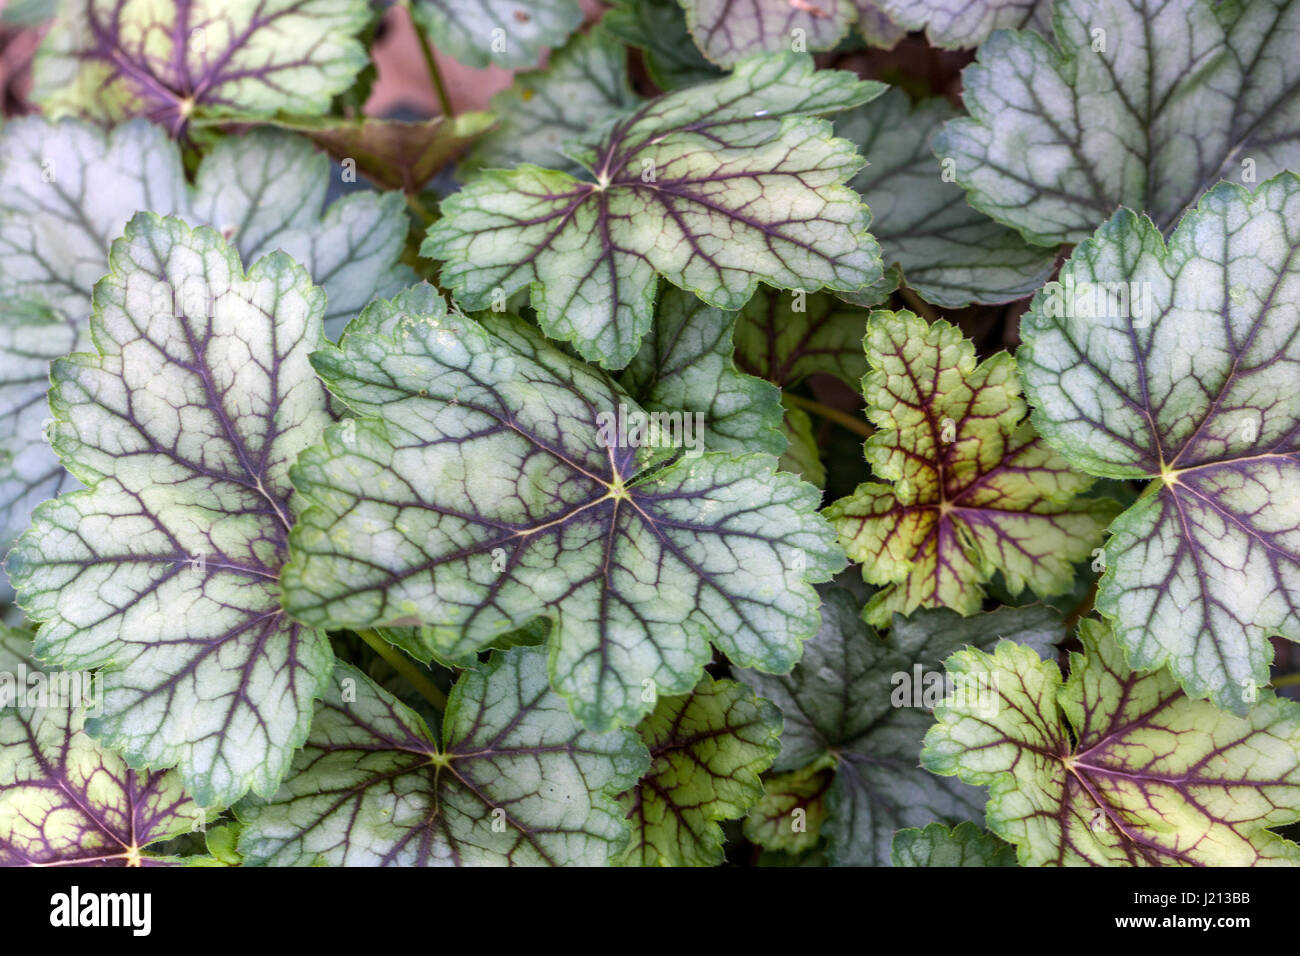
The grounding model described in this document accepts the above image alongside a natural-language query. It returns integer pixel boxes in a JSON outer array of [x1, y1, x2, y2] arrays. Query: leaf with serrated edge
[[680, 0, 854, 67], [742, 763, 832, 854], [1018, 174, 1300, 713], [935, 0, 1300, 246], [619, 287, 785, 457], [840, 88, 1057, 308], [0, 628, 204, 866], [461, 26, 638, 178], [32, 0, 372, 132], [922, 621, 1300, 865], [411, 0, 583, 69], [282, 285, 845, 732], [6, 214, 334, 808], [825, 310, 1118, 627], [734, 286, 870, 390], [617, 676, 780, 866], [423, 53, 885, 369], [236, 647, 649, 865], [0, 118, 412, 573], [891, 821, 1017, 866], [877, 0, 1048, 48], [740, 586, 1065, 864]]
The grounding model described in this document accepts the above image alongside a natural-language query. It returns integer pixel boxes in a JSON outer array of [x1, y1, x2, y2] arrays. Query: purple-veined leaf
[[679, 0, 854, 67], [619, 287, 786, 457], [235, 647, 650, 866], [739, 585, 1066, 864], [922, 621, 1300, 865], [825, 310, 1118, 626], [0, 627, 207, 866], [1018, 174, 1300, 713], [734, 286, 870, 390], [281, 284, 845, 732], [32, 0, 374, 133], [616, 675, 781, 866], [876, 0, 1048, 48], [6, 214, 334, 808], [742, 763, 832, 856], [0, 118, 412, 584], [839, 87, 1058, 308], [460, 25, 639, 179], [410, 0, 584, 69], [935, 0, 1300, 246], [422, 53, 885, 368], [891, 821, 1017, 866]]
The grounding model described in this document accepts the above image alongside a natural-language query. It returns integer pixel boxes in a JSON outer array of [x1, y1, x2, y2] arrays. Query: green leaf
[[876, 0, 1049, 48], [733, 286, 871, 390], [282, 286, 845, 732], [461, 26, 639, 178], [7, 214, 334, 808], [935, 0, 1300, 246], [825, 310, 1118, 627], [680, 0, 855, 67], [32, 0, 373, 131], [742, 763, 832, 855], [602, 0, 722, 90], [891, 821, 1017, 866], [236, 647, 649, 865], [839, 87, 1057, 307], [0, 119, 411, 573], [410, 0, 583, 69], [778, 399, 827, 488], [1018, 175, 1300, 714], [922, 621, 1300, 865], [0, 627, 205, 866], [619, 287, 785, 456], [422, 53, 885, 368], [739, 586, 1065, 864], [617, 675, 781, 866]]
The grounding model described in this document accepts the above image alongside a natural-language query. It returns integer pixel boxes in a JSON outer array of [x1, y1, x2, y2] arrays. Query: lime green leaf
[[0, 628, 205, 866], [840, 88, 1057, 307], [7, 215, 334, 807], [740, 586, 1065, 864], [410, 0, 583, 69], [778, 399, 827, 488], [619, 287, 785, 456], [33, 0, 373, 130], [935, 0, 1300, 245], [734, 286, 871, 389], [617, 676, 781, 866], [825, 310, 1118, 627], [461, 26, 638, 178], [1019, 175, 1300, 714], [742, 763, 832, 854], [236, 647, 649, 865], [891, 821, 1017, 866], [422, 53, 885, 368], [281, 286, 845, 732], [922, 621, 1300, 865], [0, 119, 411, 576]]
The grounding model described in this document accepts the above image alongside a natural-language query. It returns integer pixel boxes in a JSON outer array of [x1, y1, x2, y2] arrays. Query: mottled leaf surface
[[936, 0, 1300, 245], [237, 647, 648, 865], [922, 622, 1300, 865], [826, 311, 1117, 626], [680, 0, 854, 67], [0, 628, 202, 866], [411, 0, 583, 69], [33, 0, 372, 132], [1019, 175, 1300, 713], [740, 587, 1064, 864], [618, 676, 780, 865], [620, 288, 785, 456], [891, 821, 1017, 866], [742, 762, 831, 854], [7, 214, 334, 807], [0, 119, 411, 572], [878, 0, 1048, 48], [461, 26, 638, 178], [734, 286, 870, 390], [840, 88, 1057, 307], [282, 286, 845, 732], [422, 53, 885, 368]]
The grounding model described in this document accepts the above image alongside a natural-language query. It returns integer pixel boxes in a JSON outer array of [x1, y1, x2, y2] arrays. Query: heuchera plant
[[0, 0, 1298, 869]]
